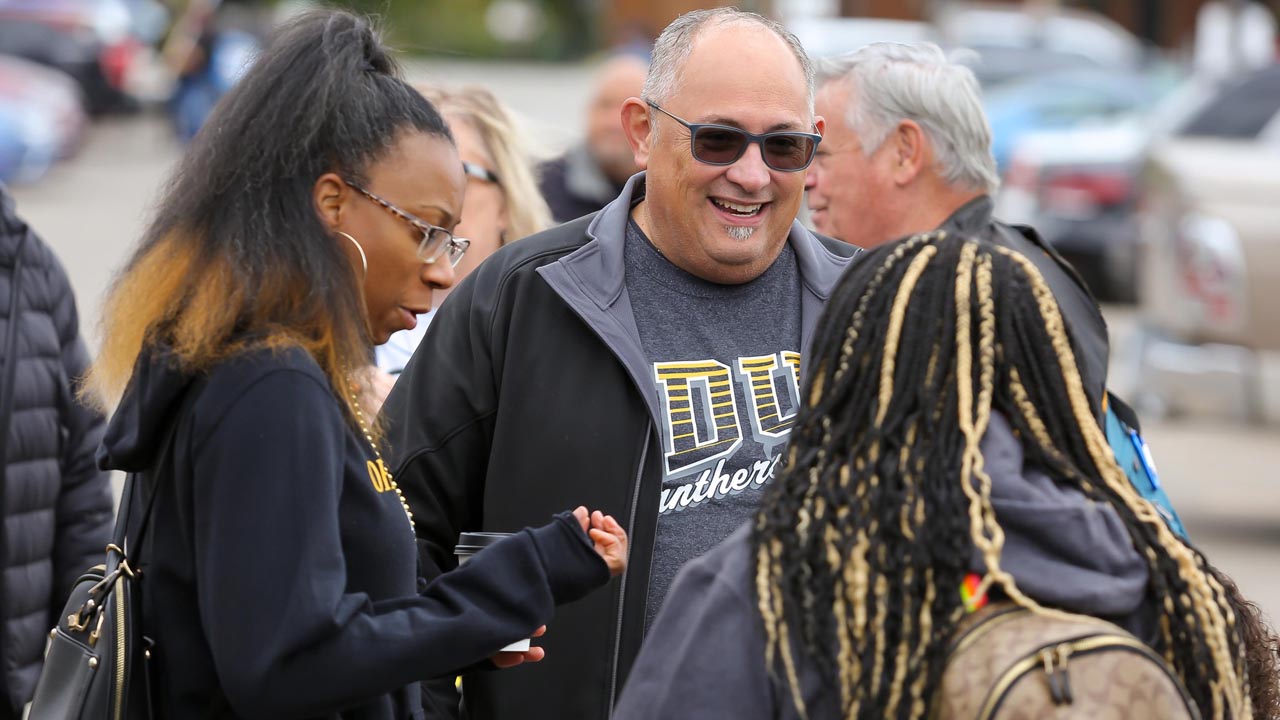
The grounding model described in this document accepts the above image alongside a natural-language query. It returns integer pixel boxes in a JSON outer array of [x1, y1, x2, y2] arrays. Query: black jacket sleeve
[[191, 368, 607, 718], [46, 245, 113, 606]]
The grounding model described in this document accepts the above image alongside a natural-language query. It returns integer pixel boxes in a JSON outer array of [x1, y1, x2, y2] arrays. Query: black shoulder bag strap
[[106, 399, 184, 720], [111, 399, 184, 577], [115, 389, 233, 720]]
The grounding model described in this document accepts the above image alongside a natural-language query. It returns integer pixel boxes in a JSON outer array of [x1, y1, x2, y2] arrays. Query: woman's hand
[[572, 506, 627, 577]]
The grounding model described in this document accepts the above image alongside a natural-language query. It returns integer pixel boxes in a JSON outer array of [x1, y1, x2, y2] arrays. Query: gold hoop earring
[[336, 231, 367, 279]]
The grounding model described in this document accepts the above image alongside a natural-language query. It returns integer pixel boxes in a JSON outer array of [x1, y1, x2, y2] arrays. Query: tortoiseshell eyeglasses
[[344, 180, 470, 267]]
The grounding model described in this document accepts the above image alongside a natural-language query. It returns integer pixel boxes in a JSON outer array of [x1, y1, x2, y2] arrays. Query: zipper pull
[[89, 610, 106, 647], [1046, 643, 1074, 705]]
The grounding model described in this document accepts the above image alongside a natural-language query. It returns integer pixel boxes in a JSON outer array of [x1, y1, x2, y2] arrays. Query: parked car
[[984, 66, 1180, 173], [937, 1, 1144, 88], [0, 54, 88, 183], [998, 118, 1148, 302], [1132, 63, 1280, 423], [0, 0, 155, 114], [990, 66, 1191, 301]]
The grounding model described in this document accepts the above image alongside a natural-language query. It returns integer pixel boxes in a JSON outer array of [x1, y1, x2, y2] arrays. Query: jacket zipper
[[977, 634, 1200, 720], [113, 575, 127, 719], [607, 421, 651, 714]]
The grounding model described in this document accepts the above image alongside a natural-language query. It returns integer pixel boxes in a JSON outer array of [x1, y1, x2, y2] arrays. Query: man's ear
[[314, 172, 347, 230], [890, 119, 927, 186], [620, 97, 654, 170]]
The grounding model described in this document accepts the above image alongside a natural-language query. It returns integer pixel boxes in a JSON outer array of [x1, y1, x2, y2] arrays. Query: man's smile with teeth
[[711, 198, 763, 216]]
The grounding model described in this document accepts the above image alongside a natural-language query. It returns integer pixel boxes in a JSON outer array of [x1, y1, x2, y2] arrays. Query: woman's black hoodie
[[97, 346, 609, 719]]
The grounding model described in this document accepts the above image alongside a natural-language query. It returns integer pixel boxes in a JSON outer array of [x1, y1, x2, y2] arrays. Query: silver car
[[1133, 63, 1280, 424]]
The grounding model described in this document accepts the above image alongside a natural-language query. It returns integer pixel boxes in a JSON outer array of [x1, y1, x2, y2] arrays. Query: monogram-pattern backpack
[[932, 603, 1200, 719]]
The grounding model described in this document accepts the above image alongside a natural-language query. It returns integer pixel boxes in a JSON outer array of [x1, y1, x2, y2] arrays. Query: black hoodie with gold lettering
[[97, 345, 609, 719]]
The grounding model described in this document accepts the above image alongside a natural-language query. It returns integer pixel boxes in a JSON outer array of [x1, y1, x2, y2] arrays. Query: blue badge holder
[[1104, 405, 1188, 540]]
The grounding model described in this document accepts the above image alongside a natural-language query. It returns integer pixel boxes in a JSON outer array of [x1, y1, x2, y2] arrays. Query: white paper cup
[[455, 532, 531, 652]]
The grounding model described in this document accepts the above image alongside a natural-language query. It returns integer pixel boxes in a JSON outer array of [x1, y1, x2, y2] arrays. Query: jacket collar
[[572, 172, 851, 309], [539, 172, 856, 424], [939, 194, 996, 236]]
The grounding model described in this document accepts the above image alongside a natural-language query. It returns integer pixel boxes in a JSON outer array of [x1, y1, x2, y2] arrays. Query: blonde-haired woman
[[376, 85, 551, 377]]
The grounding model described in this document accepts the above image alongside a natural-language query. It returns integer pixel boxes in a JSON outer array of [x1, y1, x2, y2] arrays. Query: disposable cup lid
[[455, 531, 513, 555]]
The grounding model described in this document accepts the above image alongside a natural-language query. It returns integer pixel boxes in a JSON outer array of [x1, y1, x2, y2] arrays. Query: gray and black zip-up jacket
[[381, 173, 859, 720]]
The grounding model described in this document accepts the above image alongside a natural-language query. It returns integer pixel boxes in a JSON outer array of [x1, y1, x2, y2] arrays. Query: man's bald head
[[641, 8, 815, 116]]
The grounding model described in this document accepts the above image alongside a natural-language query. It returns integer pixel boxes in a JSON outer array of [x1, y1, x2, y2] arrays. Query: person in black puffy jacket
[[0, 184, 114, 720]]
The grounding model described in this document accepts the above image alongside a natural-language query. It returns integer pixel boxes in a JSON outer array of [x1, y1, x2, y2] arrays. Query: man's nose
[[804, 164, 819, 192], [724, 142, 771, 193]]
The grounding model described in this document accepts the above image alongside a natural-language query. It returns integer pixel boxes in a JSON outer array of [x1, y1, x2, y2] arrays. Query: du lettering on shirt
[[653, 351, 800, 513], [624, 218, 802, 629]]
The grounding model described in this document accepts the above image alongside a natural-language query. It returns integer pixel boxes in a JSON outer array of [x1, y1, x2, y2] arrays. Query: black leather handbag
[[28, 468, 164, 719]]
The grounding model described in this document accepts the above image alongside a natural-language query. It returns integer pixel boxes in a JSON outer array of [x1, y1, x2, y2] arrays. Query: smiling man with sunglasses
[[381, 9, 860, 720]]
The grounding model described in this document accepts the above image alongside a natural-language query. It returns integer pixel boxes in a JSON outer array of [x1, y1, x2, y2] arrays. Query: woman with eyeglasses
[[83, 11, 626, 719], [375, 84, 553, 381]]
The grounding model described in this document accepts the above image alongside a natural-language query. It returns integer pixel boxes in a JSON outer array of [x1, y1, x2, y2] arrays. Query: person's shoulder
[[190, 344, 337, 435], [203, 345, 330, 406], [4, 220, 69, 288], [536, 153, 570, 183]]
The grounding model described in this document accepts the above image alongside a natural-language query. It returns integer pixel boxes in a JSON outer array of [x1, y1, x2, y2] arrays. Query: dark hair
[[753, 232, 1277, 719], [88, 9, 453, 426]]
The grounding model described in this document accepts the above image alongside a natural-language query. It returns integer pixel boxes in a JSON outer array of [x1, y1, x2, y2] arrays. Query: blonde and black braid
[[753, 232, 1278, 719]]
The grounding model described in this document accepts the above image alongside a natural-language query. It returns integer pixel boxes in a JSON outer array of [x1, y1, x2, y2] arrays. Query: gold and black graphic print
[[654, 351, 801, 480], [367, 458, 392, 493], [736, 351, 801, 457], [654, 360, 742, 479]]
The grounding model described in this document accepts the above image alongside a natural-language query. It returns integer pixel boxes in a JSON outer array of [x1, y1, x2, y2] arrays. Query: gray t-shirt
[[624, 219, 803, 629]]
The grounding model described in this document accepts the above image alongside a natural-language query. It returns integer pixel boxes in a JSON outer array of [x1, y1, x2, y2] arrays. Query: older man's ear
[[620, 97, 654, 170], [889, 119, 928, 186]]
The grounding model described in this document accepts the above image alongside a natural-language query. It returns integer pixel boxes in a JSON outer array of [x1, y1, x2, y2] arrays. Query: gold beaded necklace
[[351, 394, 415, 532]]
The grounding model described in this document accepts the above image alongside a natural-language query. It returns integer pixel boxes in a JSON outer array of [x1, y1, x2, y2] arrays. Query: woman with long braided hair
[[614, 231, 1279, 720]]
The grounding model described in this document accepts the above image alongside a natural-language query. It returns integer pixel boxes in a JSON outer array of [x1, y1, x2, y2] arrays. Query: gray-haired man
[[805, 42, 1110, 406], [382, 8, 858, 720]]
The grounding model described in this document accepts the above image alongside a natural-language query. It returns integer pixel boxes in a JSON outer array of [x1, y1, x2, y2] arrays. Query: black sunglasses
[[646, 100, 822, 172]]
